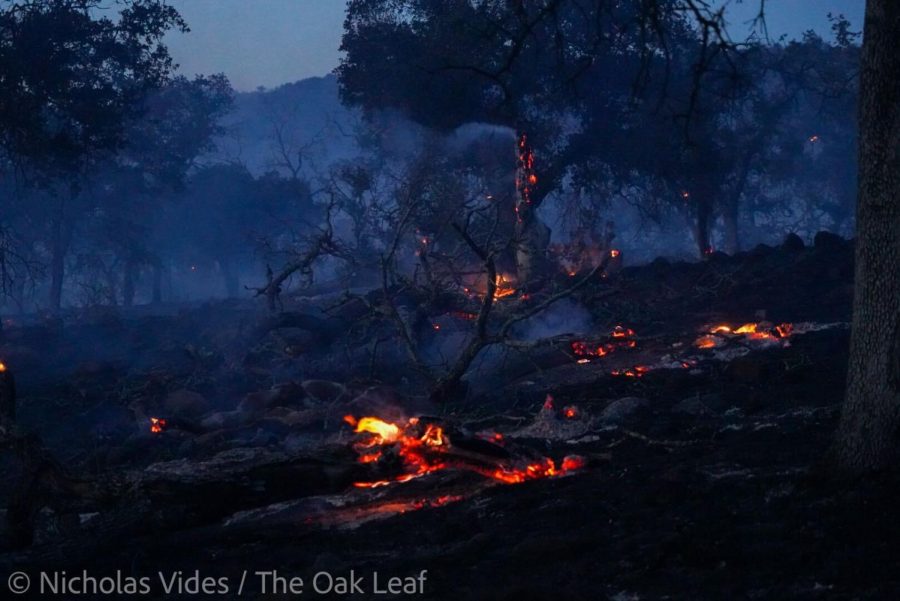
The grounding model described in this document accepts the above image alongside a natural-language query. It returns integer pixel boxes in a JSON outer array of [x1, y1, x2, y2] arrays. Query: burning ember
[[344, 414, 585, 488], [571, 325, 637, 361], [493, 273, 517, 300], [150, 417, 167, 434], [611, 365, 649, 378], [515, 133, 537, 218], [0, 362, 6, 373], [695, 322, 793, 348]]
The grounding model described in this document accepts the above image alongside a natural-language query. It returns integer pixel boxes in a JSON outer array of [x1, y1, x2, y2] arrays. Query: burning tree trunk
[[514, 133, 551, 285], [835, 0, 900, 473]]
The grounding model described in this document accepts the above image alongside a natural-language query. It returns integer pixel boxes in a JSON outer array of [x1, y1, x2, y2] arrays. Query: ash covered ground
[[2, 233, 897, 600]]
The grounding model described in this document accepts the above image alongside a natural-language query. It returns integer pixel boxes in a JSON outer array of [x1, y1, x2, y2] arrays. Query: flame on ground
[[345, 415, 585, 489], [492, 273, 517, 300], [696, 322, 793, 348], [150, 417, 167, 434], [571, 325, 637, 361]]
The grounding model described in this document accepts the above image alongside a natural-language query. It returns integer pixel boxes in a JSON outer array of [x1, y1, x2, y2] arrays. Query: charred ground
[[2, 233, 895, 600]]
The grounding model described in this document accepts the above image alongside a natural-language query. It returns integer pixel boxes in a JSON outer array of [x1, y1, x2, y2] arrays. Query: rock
[[200, 410, 247, 431], [673, 396, 714, 416], [814, 230, 845, 251], [600, 397, 649, 424], [782, 233, 805, 252], [301, 380, 347, 405], [267, 327, 317, 357], [164, 389, 210, 419], [751, 243, 774, 256], [239, 381, 305, 413]]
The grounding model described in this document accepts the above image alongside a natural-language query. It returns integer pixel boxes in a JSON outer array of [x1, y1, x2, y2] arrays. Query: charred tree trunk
[[0, 365, 15, 424], [151, 259, 164, 304], [220, 257, 240, 298], [835, 0, 900, 473], [722, 198, 740, 255], [693, 193, 713, 258], [122, 257, 137, 308], [48, 216, 67, 313]]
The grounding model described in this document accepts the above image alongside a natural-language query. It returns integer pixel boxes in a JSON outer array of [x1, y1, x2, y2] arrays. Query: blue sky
[[163, 0, 865, 91]]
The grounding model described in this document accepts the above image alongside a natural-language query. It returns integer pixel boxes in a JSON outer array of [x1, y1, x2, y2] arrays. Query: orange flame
[[353, 416, 401, 444], [150, 417, 167, 434], [695, 335, 718, 349], [345, 414, 584, 488]]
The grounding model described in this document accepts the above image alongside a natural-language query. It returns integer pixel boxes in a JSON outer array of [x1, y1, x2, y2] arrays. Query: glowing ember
[[610, 249, 620, 258], [775, 323, 793, 338], [345, 414, 585, 488], [562, 406, 579, 419], [695, 335, 720, 349], [492, 273, 517, 300], [612, 365, 649, 378], [543, 394, 554, 410], [611, 325, 635, 338], [516, 133, 537, 218], [0, 362, 6, 373], [150, 417, 167, 434], [696, 322, 794, 348], [571, 326, 637, 363], [477, 431, 505, 444]]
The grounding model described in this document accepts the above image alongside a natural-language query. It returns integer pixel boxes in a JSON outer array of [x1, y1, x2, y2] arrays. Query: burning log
[[570, 324, 639, 362], [694, 321, 794, 350], [344, 414, 585, 488]]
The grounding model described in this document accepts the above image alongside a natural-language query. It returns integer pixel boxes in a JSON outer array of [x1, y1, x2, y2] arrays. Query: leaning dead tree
[[249, 194, 348, 312]]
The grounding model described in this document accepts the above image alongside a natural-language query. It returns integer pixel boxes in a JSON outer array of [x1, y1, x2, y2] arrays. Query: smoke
[[513, 298, 594, 340]]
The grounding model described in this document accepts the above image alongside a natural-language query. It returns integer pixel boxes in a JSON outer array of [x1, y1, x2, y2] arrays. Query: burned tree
[[835, 0, 900, 473]]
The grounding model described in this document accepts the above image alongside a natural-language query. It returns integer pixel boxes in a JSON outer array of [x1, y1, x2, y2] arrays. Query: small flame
[[492, 273, 517, 300], [543, 394, 554, 410], [695, 335, 719, 349], [353, 417, 401, 444], [345, 412, 585, 488], [611, 325, 635, 338], [0, 362, 6, 373], [610, 249, 620, 258], [150, 417, 167, 434]]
